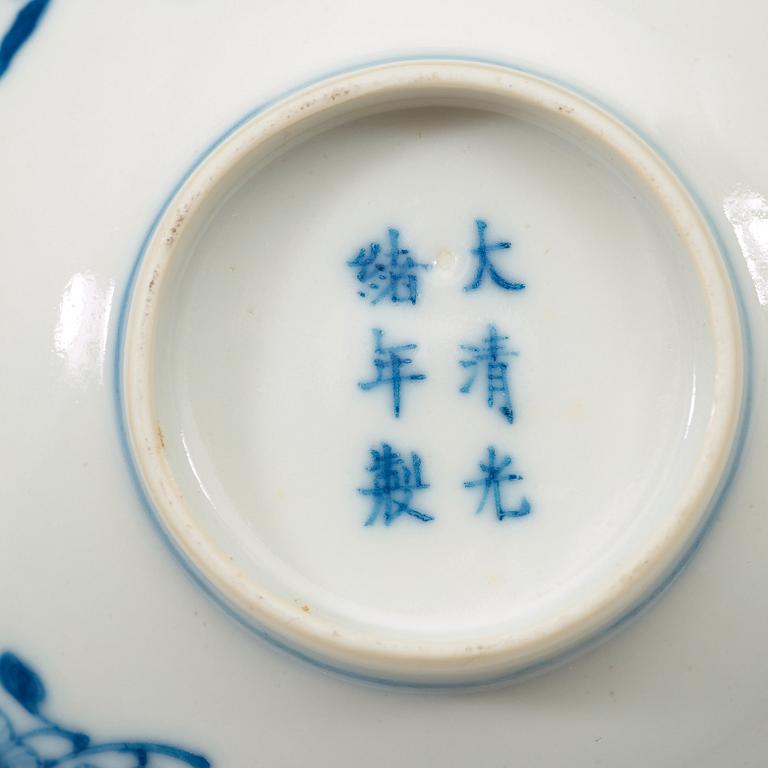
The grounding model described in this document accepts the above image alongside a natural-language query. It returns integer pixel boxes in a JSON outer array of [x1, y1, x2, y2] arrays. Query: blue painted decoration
[[359, 328, 426, 418], [0, 651, 210, 767], [460, 324, 518, 423], [464, 219, 524, 292], [358, 443, 433, 526], [347, 228, 430, 304], [464, 446, 531, 521], [0, 0, 50, 79], [110, 54, 752, 690]]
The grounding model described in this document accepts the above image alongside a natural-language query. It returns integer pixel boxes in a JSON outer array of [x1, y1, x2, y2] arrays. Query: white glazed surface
[[122, 62, 742, 684], [2, 0, 767, 764]]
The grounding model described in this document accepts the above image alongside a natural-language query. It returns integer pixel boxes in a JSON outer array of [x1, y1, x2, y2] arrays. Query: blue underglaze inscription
[[347, 228, 430, 304], [350, 221, 532, 529], [0, 651, 210, 767], [464, 446, 531, 521], [0, 0, 51, 79], [358, 328, 426, 418], [464, 219, 524, 292], [358, 443, 433, 526], [460, 324, 518, 423]]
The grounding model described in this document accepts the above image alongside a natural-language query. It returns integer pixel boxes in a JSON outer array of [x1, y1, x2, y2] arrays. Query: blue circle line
[[112, 54, 753, 690]]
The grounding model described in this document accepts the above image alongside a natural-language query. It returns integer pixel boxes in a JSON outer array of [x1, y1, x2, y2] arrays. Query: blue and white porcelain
[[2, 0, 767, 764], [119, 60, 743, 686]]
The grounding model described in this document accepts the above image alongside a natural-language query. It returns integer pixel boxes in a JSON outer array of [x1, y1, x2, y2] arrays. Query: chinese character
[[464, 446, 531, 521], [460, 324, 518, 423], [358, 443, 433, 526], [464, 219, 525, 292], [359, 328, 426, 418], [347, 227, 431, 304]]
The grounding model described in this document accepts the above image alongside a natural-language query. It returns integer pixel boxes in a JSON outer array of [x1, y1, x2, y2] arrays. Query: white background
[[1, 1, 767, 765]]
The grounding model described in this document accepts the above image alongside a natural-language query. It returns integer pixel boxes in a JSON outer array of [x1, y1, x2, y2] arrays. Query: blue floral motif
[[0, 655, 45, 716], [0, 652, 210, 767], [0, 744, 40, 768], [0, 0, 52, 79]]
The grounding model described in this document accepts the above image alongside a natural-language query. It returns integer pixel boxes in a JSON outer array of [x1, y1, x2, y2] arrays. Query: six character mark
[[350, 220, 532, 527], [460, 324, 518, 424]]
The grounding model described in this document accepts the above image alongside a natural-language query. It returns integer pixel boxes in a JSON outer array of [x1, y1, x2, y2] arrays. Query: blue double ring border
[[113, 56, 753, 689]]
